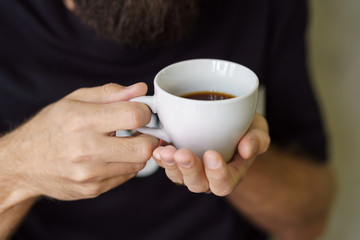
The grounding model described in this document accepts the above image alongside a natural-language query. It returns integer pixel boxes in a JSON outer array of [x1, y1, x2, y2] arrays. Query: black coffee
[[181, 91, 235, 101]]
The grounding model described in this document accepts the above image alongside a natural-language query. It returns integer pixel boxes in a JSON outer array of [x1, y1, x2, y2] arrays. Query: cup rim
[[154, 58, 259, 104]]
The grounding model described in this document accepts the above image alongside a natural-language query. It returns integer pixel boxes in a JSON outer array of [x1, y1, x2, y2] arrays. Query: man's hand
[[152, 113, 270, 196], [0, 83, 158, 202]]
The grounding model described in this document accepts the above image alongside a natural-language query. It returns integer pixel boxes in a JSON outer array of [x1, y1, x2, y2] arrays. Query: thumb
[[66, 82, 148, 103]]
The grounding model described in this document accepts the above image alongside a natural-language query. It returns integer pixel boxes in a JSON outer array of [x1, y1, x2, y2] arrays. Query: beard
[[72, 0, 201, 47]]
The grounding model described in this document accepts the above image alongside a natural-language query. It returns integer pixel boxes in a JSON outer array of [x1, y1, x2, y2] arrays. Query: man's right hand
[[0, 82, 158, 202]]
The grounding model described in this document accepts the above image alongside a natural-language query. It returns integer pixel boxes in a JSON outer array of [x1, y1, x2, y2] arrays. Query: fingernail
[[153, 151, 161, 160], [164, 158, 175, 166], [251, 139, 258, 155], [178, 159, 192, 168], [205, 154, 219, 169]]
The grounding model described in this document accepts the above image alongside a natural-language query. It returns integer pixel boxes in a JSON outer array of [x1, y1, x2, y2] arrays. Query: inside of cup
[[155, 59, 259, 98]]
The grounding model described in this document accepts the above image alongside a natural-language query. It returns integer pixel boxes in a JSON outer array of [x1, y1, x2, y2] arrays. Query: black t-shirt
[[0, 0, 327, 239]]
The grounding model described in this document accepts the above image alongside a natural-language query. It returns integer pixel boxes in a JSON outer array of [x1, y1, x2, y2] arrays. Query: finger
[[152, 147, 164, 168], [79, 173, 138, 198], [157, 146, 184, 184], [64, 100, 152, 132], [204, 151, 247, 196], [66, 82, 148, 103], [98, 173, 139, 194], [69, 161, 147, 183], [105, 162, 147, 176], [251, 113, 269, 132], [174, 148, 209, 193], [94, 134, 159, 163], [238, 113, 271, 160]]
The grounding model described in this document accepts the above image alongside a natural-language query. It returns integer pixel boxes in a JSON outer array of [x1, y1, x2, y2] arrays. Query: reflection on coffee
[[181, 91, 235, 101]]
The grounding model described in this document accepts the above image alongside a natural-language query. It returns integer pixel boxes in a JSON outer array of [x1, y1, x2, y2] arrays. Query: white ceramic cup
[[131, 59, 259, 162]]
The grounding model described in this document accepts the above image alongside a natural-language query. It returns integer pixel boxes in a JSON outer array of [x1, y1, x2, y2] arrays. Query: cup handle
[[130, 96, 171, 143]]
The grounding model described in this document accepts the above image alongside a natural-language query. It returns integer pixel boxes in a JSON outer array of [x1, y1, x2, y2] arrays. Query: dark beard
[[72, 0, 201, 47]]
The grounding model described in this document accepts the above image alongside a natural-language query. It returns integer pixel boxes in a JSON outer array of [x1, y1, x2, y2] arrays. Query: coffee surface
[[181, 91, 235, 101]]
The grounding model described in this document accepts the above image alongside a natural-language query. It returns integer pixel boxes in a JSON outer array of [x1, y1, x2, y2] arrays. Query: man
[[0, 0, 335, 239]]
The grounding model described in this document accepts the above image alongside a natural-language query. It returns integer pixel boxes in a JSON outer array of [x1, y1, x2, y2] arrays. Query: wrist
[[0, 186, 38, 215], [0, 133, 40, 213]]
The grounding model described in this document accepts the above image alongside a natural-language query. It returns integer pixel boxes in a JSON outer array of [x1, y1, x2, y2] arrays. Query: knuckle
[[82, 183, 102, 198], [65, 137, 98, 164], [126, 102, 151, 129], [64, 107, 88, 132], [102, 83, 121, 102], [137, 140, 155, 160], [69, 147, 93, 164], [72, 168, 95, 183], [129, 106, 148, 129], [102, 83, 118, 93]]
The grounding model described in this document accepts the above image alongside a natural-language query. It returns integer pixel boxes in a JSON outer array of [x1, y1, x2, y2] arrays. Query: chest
[[0, 0, 270, 132]]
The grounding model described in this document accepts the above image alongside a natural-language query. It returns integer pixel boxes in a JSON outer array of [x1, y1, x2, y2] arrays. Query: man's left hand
[[152, 113, 270, 196]]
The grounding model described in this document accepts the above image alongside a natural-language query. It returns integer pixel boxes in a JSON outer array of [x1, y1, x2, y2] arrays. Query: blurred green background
[[308, 0, 360, 239]]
